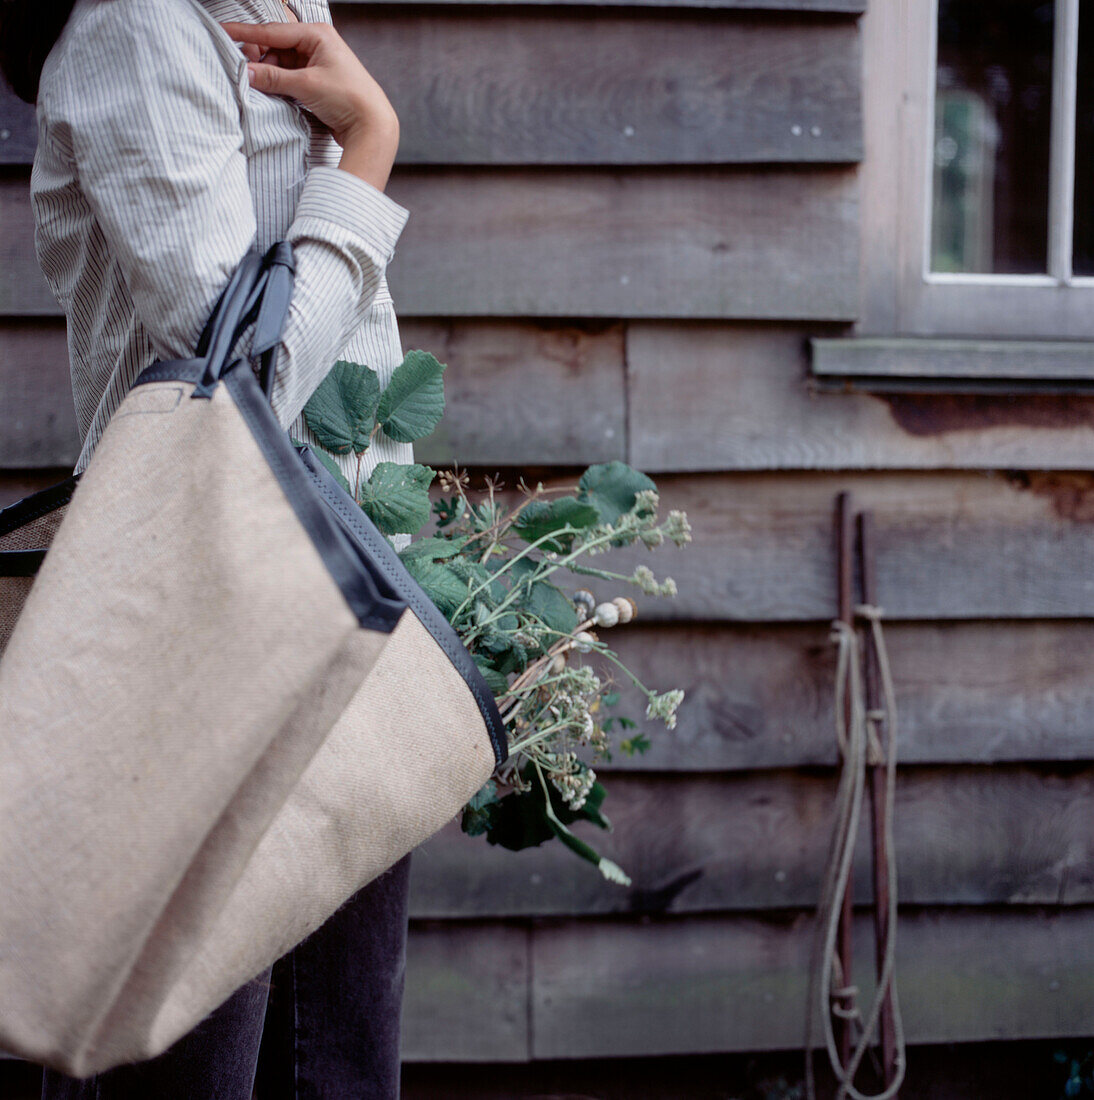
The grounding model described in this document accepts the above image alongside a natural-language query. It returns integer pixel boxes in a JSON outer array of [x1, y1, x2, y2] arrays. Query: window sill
[[809, 337, 1094, 395]]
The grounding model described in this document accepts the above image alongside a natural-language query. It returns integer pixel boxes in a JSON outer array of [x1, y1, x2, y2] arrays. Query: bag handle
[[235, 242, 296, 401], [191, 242, 296, 402]]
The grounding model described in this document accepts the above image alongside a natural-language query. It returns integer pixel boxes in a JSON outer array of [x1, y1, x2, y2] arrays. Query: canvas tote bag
[[0, 242, 507, 1076]]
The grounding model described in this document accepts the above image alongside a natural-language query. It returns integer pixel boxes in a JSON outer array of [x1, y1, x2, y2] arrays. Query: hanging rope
[[804, 603, 907, 1100]]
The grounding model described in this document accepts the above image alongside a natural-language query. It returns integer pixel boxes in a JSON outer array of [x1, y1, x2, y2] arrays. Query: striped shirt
[[30, 0, 414, 547]]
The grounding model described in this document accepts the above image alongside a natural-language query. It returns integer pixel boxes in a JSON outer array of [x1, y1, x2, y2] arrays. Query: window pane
[[1074, 0, 1094, 275], [931, 0, 1054, 274]]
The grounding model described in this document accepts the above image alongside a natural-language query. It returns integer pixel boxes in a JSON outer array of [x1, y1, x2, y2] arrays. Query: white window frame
[[860, 0, 1094, 340]]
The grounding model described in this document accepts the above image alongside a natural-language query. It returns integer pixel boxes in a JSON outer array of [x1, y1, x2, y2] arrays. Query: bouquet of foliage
[[294, 350, 691, 885]]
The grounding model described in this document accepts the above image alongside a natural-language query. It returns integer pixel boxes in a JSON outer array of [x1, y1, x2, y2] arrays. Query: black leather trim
[[294, 443, 509, 767], [0, 550, 47, 576], [0, 474, 81, 539], [134, 360, 205, 386], [223, 364, 407, 634]]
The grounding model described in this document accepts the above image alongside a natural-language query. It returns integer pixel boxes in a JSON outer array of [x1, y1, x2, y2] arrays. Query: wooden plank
[[628, 323, 1094, 471], [405, 319, 625, 466], [0, 318, 625, 469], [602, 621, 1094, 770], [11, 458, 1094, 622], [348, 0, 866, 10], [0, 81, 36, 166], [403, 1042, 1094, 1100], [530, 906, 1094, 1057], [403, 922, 530, 1062], [409, 765, 1094, 918], [334, 11, 861, 166], [20, 317, 1094, 473], [1, 11, 863, 168], [579, 469, 1094, 621], [0, 322, 79, 467], [0, 168, 860, 320], [813, 337, 1094, 381]]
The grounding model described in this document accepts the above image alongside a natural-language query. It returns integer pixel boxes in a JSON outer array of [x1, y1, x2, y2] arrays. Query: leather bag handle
[[191, 242, 296, 402]]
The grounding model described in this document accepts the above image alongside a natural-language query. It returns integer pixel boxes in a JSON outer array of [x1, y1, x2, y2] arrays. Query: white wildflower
[[631, 564, 660, 596], [633, 488, 660, 515], [665, 509, 692, 546], [645, 688, 685, 730]]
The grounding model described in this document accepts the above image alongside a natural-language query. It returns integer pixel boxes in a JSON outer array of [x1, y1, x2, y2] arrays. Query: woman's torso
[[30, 0, 412, 510]]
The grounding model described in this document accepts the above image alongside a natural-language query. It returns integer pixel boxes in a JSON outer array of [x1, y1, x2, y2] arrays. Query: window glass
[[1074, 0, 1094, 275], [930, 0, 1054, 274]]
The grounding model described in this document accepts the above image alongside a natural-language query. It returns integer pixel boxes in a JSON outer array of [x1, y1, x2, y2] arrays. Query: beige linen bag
[[0, 243, 506, 1076]]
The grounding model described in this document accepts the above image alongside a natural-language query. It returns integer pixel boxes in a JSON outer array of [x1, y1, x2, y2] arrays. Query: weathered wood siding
[[3, 0, 1093, 1084]]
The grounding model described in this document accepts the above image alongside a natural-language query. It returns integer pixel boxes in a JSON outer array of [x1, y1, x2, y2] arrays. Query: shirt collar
[[196, 0, 331, 26]]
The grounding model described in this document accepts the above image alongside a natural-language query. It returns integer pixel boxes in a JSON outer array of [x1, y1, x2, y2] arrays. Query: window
[[813, 0, 1094, 390], [856, 0, 1094, 344]]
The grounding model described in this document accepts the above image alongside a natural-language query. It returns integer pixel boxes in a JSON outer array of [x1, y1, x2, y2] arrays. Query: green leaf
[[578, 461, 657, 525], [479, 630, 529, 674], [377, 350, 447, 443], [312, 446, 354, 494], [472, 656, 510, 697], [433, 495, 466, 528], [398, 535, 470, 564], [461, 780, 501, 836], [620, 733, 652, 756], [524, 579, 579, 636], [513, 497, 599, 552], [602, 691, 621, 707], [359, 462, 435, 536], [302, 360, 380, 455], [485, 764, 610, 852], [399, 557, 469, 618]]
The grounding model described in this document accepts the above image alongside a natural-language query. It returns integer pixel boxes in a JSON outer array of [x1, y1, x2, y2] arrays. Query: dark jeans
[[40, 853, 412, 1100]]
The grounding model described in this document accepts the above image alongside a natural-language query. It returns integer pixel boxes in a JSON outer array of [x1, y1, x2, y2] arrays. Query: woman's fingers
[[246, 61, 311, 96]]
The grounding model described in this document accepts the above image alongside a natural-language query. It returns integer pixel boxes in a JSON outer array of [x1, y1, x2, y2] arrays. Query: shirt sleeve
[[47, 0, 408, 432]]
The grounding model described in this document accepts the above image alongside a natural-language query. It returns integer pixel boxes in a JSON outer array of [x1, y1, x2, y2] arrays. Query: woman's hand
[[219, 20, 400, 191]]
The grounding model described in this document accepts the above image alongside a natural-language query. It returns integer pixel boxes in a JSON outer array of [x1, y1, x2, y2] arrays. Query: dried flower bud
[[573, 630, 597, 653], [573, 589, 596, 618], [612, 596, 637, 624], [550, 652, 567, 675], [593, 601, 620, 628]]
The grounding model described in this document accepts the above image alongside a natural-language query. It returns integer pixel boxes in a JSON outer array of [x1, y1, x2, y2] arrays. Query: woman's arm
[[44, 0, 408, 431]]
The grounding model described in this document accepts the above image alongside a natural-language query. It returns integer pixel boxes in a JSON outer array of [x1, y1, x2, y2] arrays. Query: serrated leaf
[[377, 350, 446, 443], [302, 360, 380, 455], [359, 462, 435, 536], [400, 557, 469, 618], [398, 535, 470, 564], [578, 461, 657, 525], [513, 497, 599, 551]]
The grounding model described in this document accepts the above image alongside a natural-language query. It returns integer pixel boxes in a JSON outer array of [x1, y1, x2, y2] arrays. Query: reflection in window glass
[[930, 0, 1054, 274], [1074, 1, 1094, 275]]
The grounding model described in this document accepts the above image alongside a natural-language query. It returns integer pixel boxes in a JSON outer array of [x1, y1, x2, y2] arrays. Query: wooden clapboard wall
[[3, 0, 1094, 1083]]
